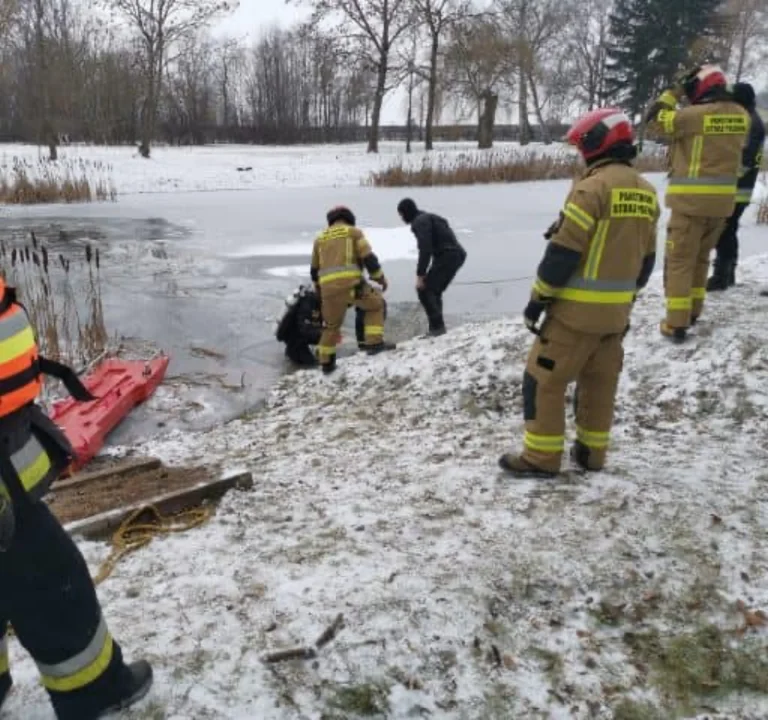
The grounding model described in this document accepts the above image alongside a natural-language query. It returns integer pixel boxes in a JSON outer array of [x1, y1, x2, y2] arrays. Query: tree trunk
[[518, 62, 531, 145], [368, 53, 388, 153], [425, 35, 439, 151], [406, 70, 414, 153], [527, 71, 550, 143], [477, 90, 498, 149]]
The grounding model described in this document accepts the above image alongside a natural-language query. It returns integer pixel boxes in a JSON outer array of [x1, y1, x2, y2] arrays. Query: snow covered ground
[[0, 140, 579, 195], [7, 254, 768, 718]]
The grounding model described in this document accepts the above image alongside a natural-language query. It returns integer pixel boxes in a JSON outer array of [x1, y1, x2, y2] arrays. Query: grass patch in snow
[[624, 624, 768, 715], [0, 155, 116, 203], [367, 146, 668, 187], [323, 680, 391, 717]]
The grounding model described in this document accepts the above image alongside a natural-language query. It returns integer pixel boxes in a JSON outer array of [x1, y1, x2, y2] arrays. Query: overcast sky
[[213, 0, 309, 41]]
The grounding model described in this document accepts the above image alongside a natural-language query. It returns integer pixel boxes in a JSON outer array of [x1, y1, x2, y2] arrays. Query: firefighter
[[645, 64, 750, 341], [498, 108, 659, 478], [311, 206, 395, 373], [397, 198, 467, 336], [275, 284, 388, 366], [0, 278, 152, 719], [707, 82, 765, 291]]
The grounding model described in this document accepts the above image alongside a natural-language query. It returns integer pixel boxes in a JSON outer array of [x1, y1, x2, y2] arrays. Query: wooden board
[[52, 457, 161, 492], [64, 471, 254, 539]]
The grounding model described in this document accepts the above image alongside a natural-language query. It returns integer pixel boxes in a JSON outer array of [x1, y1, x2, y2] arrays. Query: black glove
[[543, 211, 564, 240], [523, 300, 549, 334], [0, 495, 14, 552]]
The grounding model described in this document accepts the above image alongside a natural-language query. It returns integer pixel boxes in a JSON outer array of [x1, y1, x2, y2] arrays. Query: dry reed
[[0, 156, 117, 204], [367, 146, 669, 187], [0, 232, 109, 372]]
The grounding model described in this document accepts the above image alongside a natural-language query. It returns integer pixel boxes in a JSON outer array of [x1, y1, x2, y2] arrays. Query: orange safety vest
[[0, 284, 41, 418]]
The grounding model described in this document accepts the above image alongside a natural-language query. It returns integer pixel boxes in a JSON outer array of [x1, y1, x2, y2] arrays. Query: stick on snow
[[263, 613, 345, 664]]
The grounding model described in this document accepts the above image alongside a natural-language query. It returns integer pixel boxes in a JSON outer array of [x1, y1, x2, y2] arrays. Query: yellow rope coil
[[93, 504, 213, 585]]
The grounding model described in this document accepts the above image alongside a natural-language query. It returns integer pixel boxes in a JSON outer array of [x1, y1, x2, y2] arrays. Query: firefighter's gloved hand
[[379, 276, 389, 292], [0, 496, 14, 552], [523, 299, 549, 334], [543, 211, 564, 240]]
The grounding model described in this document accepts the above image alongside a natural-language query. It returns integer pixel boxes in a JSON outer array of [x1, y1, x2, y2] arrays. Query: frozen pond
[[0, 174, 764, 444]]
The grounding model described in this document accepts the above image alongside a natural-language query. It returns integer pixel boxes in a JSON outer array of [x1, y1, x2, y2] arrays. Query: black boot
[[97, 660, 153, 718], [706, 260, 731, 291], [321, 354, 337, 374], [366, 341, 396, 356], [0, 672, 11, 711]]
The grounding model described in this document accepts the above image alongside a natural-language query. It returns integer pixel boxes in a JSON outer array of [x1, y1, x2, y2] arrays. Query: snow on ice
[[7, 253, 768, 718]]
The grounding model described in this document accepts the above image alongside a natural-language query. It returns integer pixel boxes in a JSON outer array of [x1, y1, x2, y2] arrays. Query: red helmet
[[566, 108, 634, 161], [681, 64, 727, 103]]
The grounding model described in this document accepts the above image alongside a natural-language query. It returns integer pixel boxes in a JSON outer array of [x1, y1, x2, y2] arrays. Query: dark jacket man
[[708, 81, 766, 290], [397, 198, 467, 336]]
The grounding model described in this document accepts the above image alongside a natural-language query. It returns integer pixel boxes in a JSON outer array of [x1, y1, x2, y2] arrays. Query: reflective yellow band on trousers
[[559, 277, 636, 305], [576, 426, 610, 449], [37, 616, 114, 693], [666, 296, 693, 310], [0, 635, 8, 675], [364, 325, 383, 336], [317, 344, 336, 358], [524, 431, 564, 454], [691, 287, 706, 300], [735, 188, 753, 203]]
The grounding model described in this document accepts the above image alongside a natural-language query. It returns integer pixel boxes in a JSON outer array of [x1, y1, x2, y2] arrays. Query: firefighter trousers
[[664, 212, 727, 328], [318, 283, 385, 366], [714, 201, 748, 265], [0, 500, 136, 720], [521, 318, 624, 473]]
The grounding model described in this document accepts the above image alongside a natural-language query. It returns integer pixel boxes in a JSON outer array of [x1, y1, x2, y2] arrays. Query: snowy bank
[[0, 141, 578, 195], [8, 257, 768, 719]]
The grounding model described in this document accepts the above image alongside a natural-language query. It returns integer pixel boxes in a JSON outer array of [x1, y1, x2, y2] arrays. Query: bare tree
[[565, 0, 610, 110], [104, 0, 236, 157], [413, 0, 470, 150], [495, 0, 571, 144], [717, 0, 768, 81], [214, 36, 244, 129], [442, 13, 513, 148], [290, 0, 415, 152]]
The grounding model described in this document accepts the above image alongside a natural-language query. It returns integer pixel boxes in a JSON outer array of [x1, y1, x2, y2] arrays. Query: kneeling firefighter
[[499, 108, 659, 478], [310, 206, 395, 374], [275, 285, 388, 367], [0, 278, 152, 719]]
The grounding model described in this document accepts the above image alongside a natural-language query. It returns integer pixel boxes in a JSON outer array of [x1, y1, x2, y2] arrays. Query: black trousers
[[417, 251, 466, 331], [714, 201, 748, 264], [0, 501, 133, 719], [285, 340, 317, 366]]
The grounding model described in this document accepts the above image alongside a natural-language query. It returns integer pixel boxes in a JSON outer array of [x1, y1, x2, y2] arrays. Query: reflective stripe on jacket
[[0, 302, 42, 418], [310, 223, 383, 291]]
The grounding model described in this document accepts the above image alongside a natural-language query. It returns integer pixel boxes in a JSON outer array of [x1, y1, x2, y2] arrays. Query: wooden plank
[[52, 457, 162, 492], [64, 471, 254, 540]]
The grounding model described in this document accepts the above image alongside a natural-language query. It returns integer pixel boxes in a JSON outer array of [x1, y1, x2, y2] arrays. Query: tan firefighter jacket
[[532, 161, 660, 335], [310, 222, 385, 293], [647, 91, 750, 217]]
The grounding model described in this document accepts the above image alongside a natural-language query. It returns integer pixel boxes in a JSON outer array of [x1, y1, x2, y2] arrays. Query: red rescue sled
[[50, 355, 170, 474]]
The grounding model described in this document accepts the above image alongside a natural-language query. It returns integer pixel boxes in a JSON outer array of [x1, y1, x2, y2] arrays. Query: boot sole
[[497, 457, 558, 479], [98, 676, 153, 718]]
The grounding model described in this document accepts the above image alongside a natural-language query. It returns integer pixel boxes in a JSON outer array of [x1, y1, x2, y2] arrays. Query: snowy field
[[0, 140, 582, 195], [6, 254, 768, 718]]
